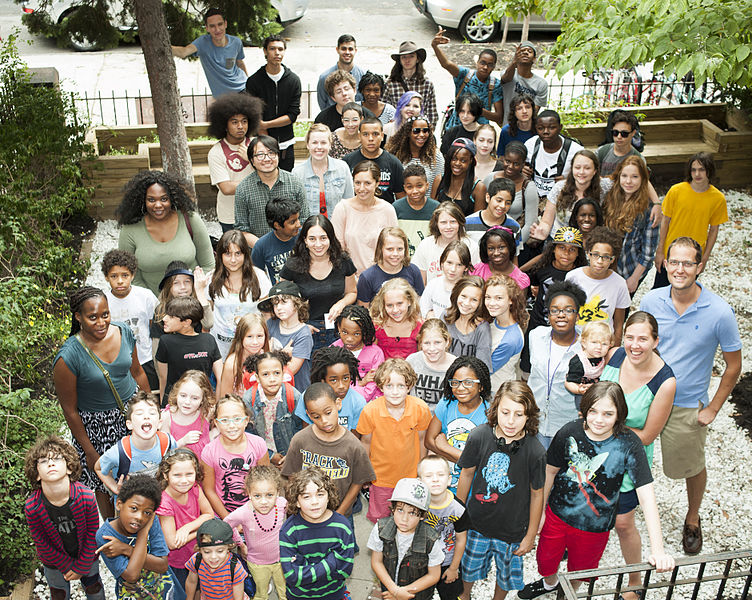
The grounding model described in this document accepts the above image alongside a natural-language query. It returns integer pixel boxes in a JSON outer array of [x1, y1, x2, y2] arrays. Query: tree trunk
[[501, 16, 509, 45], [521, 13, 530, 42], [132, 0, 195, 196]]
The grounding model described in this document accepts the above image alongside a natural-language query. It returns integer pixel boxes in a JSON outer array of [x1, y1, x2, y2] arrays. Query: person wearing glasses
[[233, 135, 310, 247], [386, 115, 444, 197], [595, 110, 643, 176], [640, 236, 741, 555]]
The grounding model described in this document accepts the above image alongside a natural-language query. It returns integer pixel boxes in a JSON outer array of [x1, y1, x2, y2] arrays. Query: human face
[[336, 41, 356, 65], [273, 297, 297, 322], [419, 462, 451, 498], [251, 142, 279, 174], [36, 454, 71, 484], [297, 481, 330, 522], [514, 101, 533, 124], [486, 192, 513, 221], [199, 545, 231, 570], [166, 458, 197, 496], [170, 274, 193, 298], [552, 243, 579, 270], [458, 102, 475, 127], [476, 52, 496, 79], [323, 363, 351, 401], [205, 14, 227, 42], [360, 83, 382, 107], [256, 357, 284, 398], [623, 321, 658, 365], [304, 225, 330, 259], [574, 204, 598, 234], [354, 170, 378, 201], [586, 396, 618, 440], [451, 366, 481, 405], [690, 160, 709, 186], [383, 372, 409, 407], [441, 250, 466, 282], [582, 335, 610, 360], [332, 81, 355, 108], [175, 380, 204, 417], [517, 45, 535, 64], [264, 40, 285, 67], [276, 212, 301, 240], [587, 242, 615, 277], [503, 152, 525, 179], [400, 52, 418, 72], [420, 330, 448, 364], [437, 212, 460, 242], [384, 290, 409, 323], [338, 317, 364, 351], [665, 244, 700, 291], [535, 117, 561, 143], [222, 243, 244, 274], [226, 114, 248, 144], [409, 119, 430, 148], [307, 131, 331, 161], [450, 148, 473, 177], [486, 235, 511, 271], [475, 129, 495, 156], [161, 313, 184, 333], [248, 479, 278, 515], [242, 324, 267, 355], [547, 294, 578, 335], [106, 266, 134, 299], [572, 154, 596, 188], [126, 400, 160, 441], [392, 502, 422, 534], [496, 395, 527, 441], [456, 284, 482, 316], [341, 109, 362, 135], [381, 235, 406, 270], [75, 296, 110, 340], [115, 494, 156, 535], [485, 284, 511, 320], [359, 123, 384, 156], [214, 401, 249, 443], [306, 395, 341, 436], [404, 175, 428, 205], [619, 164, 642, 197], [611, 122, 635, 150], [144, 183, 172, 221], [401, 98, 422, 121]]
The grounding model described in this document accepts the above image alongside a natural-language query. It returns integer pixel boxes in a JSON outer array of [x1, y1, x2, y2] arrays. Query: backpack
[[116, 431, 171, 480], [194, 553, 256, 597], [600, 109, 644, 152], [441, 69, 496, 133], [529, 136, 574, 179], [246, 382, 296, 414]]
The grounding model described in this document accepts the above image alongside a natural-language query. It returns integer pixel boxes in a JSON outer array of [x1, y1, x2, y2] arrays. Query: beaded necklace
[[253, 505, 279, 532]]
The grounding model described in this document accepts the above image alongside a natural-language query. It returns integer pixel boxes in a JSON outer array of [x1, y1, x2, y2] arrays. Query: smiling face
[[496, 395, 527, 441], [450, 148, 473, 177], [144, 183, 171, 221], [456, 284, 482, 317], [332, 81, 355, 108], [381, 235, 406, 270], [222, 243, 244, 274], [552, 243, 580, 271], [256, 357, 284, 398], [242, 324, 267, 356], [226, 114, 249, 144], [251, 142, 279, 174], [441, 250, 466, 282], [420, 330, 449, 364], [170, 274, 193, 298], [323, 363, 352, 401], [214, 400, 249, 443], [404, 175, 428, 205], [175, 380, 204, 417], [304, 225, 330, 259], [619, 163, 642, 197], [360, 83, 382, 106], [306, 394, 342, 437], [486, 235, 511, 271], [547, 294, 578, 335], [76, 296, 110, 340], [115, 494, 156, 536], [437, 212, 460, 242], [451, 366, 481, 405], [199, 544, 231, 570], [574, 203, 598, 234], [297, 481, 330, 523], [338, 317, 364, 351], [409, 119, 430, 148], [307, 131, 331, 161], [665, 244, 700, 291], [485, 283, 511, 320], [336, 40, 356, 65], [384, 290, 409, 323], [571, 154, 596, 188], [127, 400, 160, 442], [623, 321, 658, 366], [205, 14, 227, 42], [353, 170, 378, 201], [341, 109, 361, 135], [503, 152, 525, 179], [166, 458, 197, 496], [586, 396, 618, 441], [383, 372, 409, 408], [486, 191, 513, 222], [248, 479, 278, 515], [401, 98, 422, 122]]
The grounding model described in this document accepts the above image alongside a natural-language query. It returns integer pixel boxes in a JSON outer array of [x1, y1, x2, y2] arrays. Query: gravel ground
[[63, 190, 751, 600]]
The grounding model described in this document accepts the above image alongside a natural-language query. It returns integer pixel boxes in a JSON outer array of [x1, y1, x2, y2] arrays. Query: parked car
[[411, 0, 558, 43]]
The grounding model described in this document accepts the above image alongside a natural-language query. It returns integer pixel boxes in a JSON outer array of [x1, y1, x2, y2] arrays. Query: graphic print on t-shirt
[[218, 454, 255, 508], [446, 417, 477, 487], [424, 511, 462, 557], [475, 451, 515, 503], [578, 294, 609, 324], [564, 436, 610, 515], [298, 449, 351, 481]]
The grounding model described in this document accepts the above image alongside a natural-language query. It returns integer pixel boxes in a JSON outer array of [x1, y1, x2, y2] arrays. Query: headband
[[487, 225, 514, 235]]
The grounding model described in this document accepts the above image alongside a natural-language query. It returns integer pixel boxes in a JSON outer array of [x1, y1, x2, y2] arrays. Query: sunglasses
[[612, 130, 632, 138], [412, 127, 430, 134]]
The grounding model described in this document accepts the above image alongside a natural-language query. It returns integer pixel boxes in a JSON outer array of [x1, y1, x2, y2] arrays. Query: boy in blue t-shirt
[[252, 198, 301, 284]]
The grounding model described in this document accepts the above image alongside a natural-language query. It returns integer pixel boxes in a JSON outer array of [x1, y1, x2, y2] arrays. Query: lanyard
[[544, 334, 576, 420]]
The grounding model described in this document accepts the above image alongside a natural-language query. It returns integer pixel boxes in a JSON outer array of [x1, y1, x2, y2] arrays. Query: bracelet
[[652, 202, 662, 206]]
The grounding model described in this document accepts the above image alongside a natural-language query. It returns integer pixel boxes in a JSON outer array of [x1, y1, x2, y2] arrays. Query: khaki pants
[[247, 562, 286, 600]]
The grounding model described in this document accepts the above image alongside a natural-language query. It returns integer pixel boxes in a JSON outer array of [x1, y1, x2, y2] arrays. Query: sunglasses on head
[[412, 127, 430, 134], [612, 130, 632, 138]]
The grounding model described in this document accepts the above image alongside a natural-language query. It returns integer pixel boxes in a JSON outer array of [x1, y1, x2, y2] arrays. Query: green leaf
[[737, 45, 751, 62]]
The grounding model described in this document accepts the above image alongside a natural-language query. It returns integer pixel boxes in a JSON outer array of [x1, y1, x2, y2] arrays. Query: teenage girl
[[155, 449, 214, 600], [440, 275, 492, 367], [406, 319, 457, 409], [440, 93, 482, 155], [330, 102, 363, 160], [484, 275, 527, 393], [420, 240, 472, 318], [160, 370, 217, 460], [568, 198, 604, 245], [334, 304, 385, 402], [432, 138, 486, 217], [426, 356, 491, 493], [473, 124, 503, 182], [217, 313, 270, 398], [473, 227, 530, 291], [370, 278, 423, 359]]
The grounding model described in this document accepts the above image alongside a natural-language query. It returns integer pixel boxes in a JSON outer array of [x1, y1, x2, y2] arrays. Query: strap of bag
[[74, 334, 125, 416], [454, 70, 474, 102], [183, 212, 194, 239]]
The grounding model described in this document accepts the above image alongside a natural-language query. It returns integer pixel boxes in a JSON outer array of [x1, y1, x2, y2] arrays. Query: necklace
[[254, 506, 279, 532]]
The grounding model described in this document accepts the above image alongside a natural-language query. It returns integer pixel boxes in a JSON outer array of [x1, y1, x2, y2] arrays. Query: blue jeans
[[346, 511, 360, 554], [43, 562, 104, 600], [169, 567, 188, 600], [309, 319, 339, 351]]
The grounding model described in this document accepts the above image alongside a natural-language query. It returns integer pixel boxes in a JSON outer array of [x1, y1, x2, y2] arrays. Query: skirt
[[73, 407, 128, 493]]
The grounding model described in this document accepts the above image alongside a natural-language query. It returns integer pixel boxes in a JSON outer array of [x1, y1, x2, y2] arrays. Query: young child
[[472, 227, 530, 291], [356, 359, 432, 522], [420, 240, 472, 319], [333, 304, 385, 402], [466, 178, 522, 244], [96, 474, 172, 599], [368, 478, 443, 600], [393, 163, 441, 257], [218, 313, 272, 397], [441, 275, 492, 366], [371, 277, 423, 359], [565, 226, 630, 344], [357, 227, 425, 306], [24, 436, 104, 600], [201, 394, 270, 518], [160, 370, 216, 459], [418, 455, 471, 600], [407, 319, 457, 409], [252, 197, 302, 285], [155, 449, 214, 600], [484, 275, 527, 393], [426, 356, 491, 492], [518, 382, 674, 599], [103, 249, 160, 391], [243, 351, 303, 466], [95, 392, 177, 495], [152, 261, 213, 346], [565, 321, 611, 408], [456, 381, 547, 600], [259, 281, 314, 392], [184, 519, 248, 600], [280, 467, 356, 600], [224, 465, 288, 600], [155, 296, 222, 402]]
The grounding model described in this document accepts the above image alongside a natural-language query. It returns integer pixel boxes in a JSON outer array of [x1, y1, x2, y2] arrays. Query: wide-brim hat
[[391, 41, 427, 63], [258, 280, 302, 313]]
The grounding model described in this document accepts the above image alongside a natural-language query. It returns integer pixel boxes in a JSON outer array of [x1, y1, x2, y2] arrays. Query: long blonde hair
[[603, 156, 651, 233], [369, 278, 421, 328], [226, 313, 270, 392]]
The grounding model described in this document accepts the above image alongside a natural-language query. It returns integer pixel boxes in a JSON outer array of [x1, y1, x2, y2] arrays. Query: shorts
[[616, 489, 640, 515], [366, 484, 394, 523], [536, 506, 610, 577], [437, 563, 464, 600], [461, 529, 524, 591], [660, 402, 707, 479]]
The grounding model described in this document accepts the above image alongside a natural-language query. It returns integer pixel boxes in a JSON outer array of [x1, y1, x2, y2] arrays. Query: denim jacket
[[291, 157, 354, 217], [242, 383, 302, 456]]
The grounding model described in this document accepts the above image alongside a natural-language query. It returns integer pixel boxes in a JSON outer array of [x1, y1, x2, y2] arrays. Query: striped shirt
[[185, 552, 247, 600]]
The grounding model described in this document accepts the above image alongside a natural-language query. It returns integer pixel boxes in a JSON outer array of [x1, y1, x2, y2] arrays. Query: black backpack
[[194, 552, 256, 597]]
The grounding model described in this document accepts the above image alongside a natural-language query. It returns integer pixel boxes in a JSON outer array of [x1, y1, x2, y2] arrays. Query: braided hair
[[311, 346, 360, 385], [68, 286, 106, 336], [440, 356, 492, 405], [335, 305, 376, 346], [244, 350, 291, 376]]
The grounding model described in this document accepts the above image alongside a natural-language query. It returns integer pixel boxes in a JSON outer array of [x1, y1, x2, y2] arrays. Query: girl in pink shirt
[[370, 278, 423, 360], [472, 226, 530, 290], [333, 304, 385, 401], [160, 370, 217, 460]]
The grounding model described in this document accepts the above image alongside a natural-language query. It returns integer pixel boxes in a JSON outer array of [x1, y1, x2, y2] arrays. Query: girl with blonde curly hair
[[370, 277, 423, 359]]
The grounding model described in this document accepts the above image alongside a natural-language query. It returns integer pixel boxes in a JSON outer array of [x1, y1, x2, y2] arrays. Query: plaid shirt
[[234, 170, 309, 238], [616, 208, 660, 281], [383, 75, 439, 130]]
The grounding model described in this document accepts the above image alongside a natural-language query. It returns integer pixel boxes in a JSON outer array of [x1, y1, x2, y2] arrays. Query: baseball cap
[[390, 478, 430, 512], [552, 227, 583, 248], [520, 41, 537, 56], [451, 137, 477, 156], [196, 519, 234, 547], [257, 280, 302, 313]]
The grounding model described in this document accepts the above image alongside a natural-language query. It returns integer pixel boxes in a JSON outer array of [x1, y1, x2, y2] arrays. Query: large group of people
[[30, 9, 743, 600]]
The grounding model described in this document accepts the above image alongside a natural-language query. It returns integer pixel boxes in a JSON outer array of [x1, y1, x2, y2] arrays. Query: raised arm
[[431, 28, 460, 77]]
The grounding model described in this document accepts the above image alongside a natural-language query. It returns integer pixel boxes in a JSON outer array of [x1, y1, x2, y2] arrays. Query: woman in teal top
[[601, 311, 675, 600]]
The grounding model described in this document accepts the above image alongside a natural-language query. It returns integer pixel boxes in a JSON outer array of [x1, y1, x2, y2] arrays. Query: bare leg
[[95, 490, 114, 519], [615, 510, 643, 598], [493, 585, 509, 600], [685, 468, 707, 526], [460, 580, 473, 600]]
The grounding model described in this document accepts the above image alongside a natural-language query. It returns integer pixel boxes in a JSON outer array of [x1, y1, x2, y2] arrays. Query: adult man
[[207, 93, 262, 232], [432, 27, 503, 128], [234, 136, 309, 246], [171, 9, 247, 98], [315, 70, 374, 133], [245, 35, 301, 172], [499, 41, 548, 126], [316, 34, 366, 111], [342, 118, 405, 204], [640, 237, 742, 555]]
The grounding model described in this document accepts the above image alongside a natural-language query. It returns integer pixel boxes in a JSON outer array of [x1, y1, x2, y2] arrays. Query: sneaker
[[518, 578, 559, 599]]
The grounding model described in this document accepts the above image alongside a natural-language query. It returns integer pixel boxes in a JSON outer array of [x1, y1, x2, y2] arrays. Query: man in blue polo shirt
[[640, 236, 741, 556]]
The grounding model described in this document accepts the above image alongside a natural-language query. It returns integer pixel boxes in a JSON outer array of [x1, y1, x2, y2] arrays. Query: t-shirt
[[356, 264, 425, 303], [155, 332, 221, 400], [99, 433, 178, 481], [524, 135, 584, 198], [595, 143, 644, 177], [315, 104, 375, 134], [501, 72, 548, 126], [661, 182, 728, 251], [294, 386, 366, 431], [471, 262, 530, 290], [106, 286, 158, 365], [419, 276, 452, 317], [497, 125, 535, 156], [445, 67, 503, 129], [224, 496, 287, 565], [529, 263, 570, 329], [201, 433, 268, 513], [342, 150, 405, 204], [442, 317, 492, 367], [191, 34, 247, 97], [425, 493, 471, 566], [547, 420, 653, 532], [266, 319, 313, 392], [458, 427, 545, 542], [489, 321, 524, 393], [155, 484, 202, 568], [435, 398, 489, 491], [565, 268, 630, 327], [331, 199, 399, 274], [547, 178, 612, 234], [282, 427, 376, 515], [279, 257, 357, 322], [251, 231, 297, 285], [393, 197, 440, 257], [441, 124, 477, 156], [413, 236, 480, 283], [208, 139, 253, 224], [405, 156, 445, 199], [367, 523, 445, 570], [185, 551, 247, 600], [465, 212, 521, 247], [406, 352, 451, 408], [42, 496, 78, 558]]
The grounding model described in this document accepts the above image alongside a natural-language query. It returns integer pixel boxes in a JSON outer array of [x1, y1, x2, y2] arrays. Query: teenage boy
[[596, 110, 643, 176], [155, 297, 222, 401], [393, 163, 440, 256], [315, 70, 375, 133], [465, 177, 521, 245], [171, 8, 247, 98], [565, 226, 630, 345], [102, 249, 159, 392], [25, 436, 104, 600], [524, 110, 583, 198], [96, 474, 172, 599], [343, 118, 405, 204], [252, 198, 301, 285], [316, 34, 366, 110], [499, 42, 548, 126], [245, 35, 301, 172]]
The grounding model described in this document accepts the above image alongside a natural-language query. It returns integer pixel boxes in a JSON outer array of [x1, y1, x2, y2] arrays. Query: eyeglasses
[[549, 307, 577, 316], [216, 416, 246, 425], [588, 251, 614, 262], [412, 127, 430, 134], [449, 378, 480, 388], [667, 259, 698, 268], [253, 152, 277, 160], [612, 130, 632, 138]]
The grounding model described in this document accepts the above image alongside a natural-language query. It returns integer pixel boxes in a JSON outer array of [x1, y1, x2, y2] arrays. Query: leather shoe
[[682, 518, 702, 554]]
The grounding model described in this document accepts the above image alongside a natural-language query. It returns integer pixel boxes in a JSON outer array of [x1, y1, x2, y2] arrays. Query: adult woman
[[432, 138, 486, 216], [386, 115, 444, 197], [279, 215, 357, 349], [601, 312, 675, 600], [117, 170, 215, 296], [497, 93, 536, 155], [383, 91, 423, 139], [53, 287, 150, 517], [330, 102, 363, 160], [292, 123, 354, 218], [359, 71, 395, 126], [440, 93, 482, 155], [384, 41, 438, 130], [603, 156, 659, 294], [331, 160, 399, 274], [473, 124, 503, 182]]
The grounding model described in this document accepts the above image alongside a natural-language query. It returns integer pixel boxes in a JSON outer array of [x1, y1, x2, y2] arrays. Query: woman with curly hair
[[116, 170, 215, 295], [359, 71, 396, 126], [386, 115, 444, 197]]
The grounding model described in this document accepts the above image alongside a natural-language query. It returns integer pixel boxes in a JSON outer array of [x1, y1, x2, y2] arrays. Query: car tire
[[61, 8, 102, 51], [459, 6, 499, 43]]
